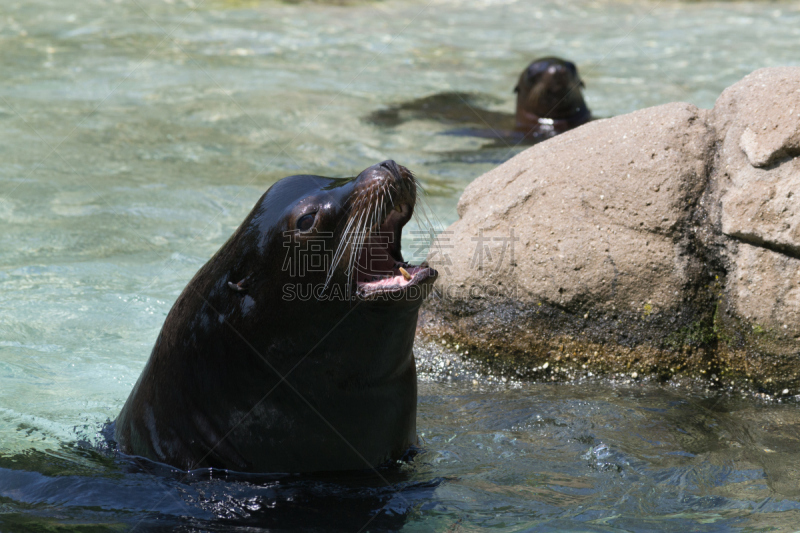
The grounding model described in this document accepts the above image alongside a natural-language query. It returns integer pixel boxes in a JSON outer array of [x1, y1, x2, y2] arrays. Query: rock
[[714, 67, 800, 168], [721, 244, 800, 340], [710, 67, 800, 381], [423, 102, 717, 381], [720, 168, 800, 258], [715, 67, 800, 259], [421, 67, 800, 392], [441, 102, 712, 314]]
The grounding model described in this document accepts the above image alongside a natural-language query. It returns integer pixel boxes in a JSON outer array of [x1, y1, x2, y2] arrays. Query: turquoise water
[[1, 0, 800, 530]]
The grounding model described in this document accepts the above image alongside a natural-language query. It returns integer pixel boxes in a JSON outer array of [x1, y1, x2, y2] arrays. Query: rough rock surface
[[421, 67, 800, 393], [710, 67, 800, 390]]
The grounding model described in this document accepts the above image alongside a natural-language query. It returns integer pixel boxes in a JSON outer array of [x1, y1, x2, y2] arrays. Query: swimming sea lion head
[[514, 56, 589, 124]]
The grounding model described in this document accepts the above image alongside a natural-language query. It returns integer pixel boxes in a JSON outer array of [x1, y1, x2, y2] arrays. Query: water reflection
[[2, 0, 800, 530], [1, 382, 800, 530], [0, 445, 439, 531]]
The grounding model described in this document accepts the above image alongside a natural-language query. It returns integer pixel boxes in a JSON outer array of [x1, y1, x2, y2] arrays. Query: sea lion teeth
[[399, 267, 412, 281]]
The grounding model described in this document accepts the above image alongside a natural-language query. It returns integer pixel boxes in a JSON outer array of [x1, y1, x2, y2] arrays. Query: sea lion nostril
[[379, 160, 401, 177]]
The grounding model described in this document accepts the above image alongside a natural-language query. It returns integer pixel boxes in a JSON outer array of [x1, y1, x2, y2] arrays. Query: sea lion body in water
[[115, 161, 437, 473], [366, 57, 591, 146]]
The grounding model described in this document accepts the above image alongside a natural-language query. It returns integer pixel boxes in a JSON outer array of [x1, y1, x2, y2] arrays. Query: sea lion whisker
[[386, 183, 394, 211], [326, 193, 368, 291], [346, 205, 370, 285], [416, 196, 442, 234], [375, 190, 387, 233], [377, 184, 388, 223], [411, 189, 447, 262], [363, 195, 377, 242], [347, 198, 368, 241], [324, 216, 357, 291], [414, 180, 439, 226], [327, 203, 367, 291], [347, 216, 363, 284], [372, 193, 381, 226], [368, 193, 381, 232], [350, 200, 375, 292], [335, 209, 359, 257]]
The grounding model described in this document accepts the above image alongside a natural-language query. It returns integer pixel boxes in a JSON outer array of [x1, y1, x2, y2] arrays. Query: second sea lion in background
[[365, 56, 592, 146], [513, 57, 591, 140]]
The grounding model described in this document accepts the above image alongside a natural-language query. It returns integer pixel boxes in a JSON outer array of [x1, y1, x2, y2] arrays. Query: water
[[1, 0, 799, 530]]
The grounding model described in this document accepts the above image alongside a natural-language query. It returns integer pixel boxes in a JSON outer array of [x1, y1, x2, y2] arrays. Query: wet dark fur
[[115, 161, 436, 473], [513, 56, 591, 137]]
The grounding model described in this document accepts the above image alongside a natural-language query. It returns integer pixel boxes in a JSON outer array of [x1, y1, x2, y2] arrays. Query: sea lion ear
[[513, 84, 519, 93], [579, 79, 586, 88]]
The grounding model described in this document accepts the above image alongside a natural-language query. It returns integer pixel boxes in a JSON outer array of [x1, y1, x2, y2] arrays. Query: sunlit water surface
[[1, 0, 800, 530]]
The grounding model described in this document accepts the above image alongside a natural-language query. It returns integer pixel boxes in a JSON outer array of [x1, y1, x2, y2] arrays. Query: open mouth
[[354, 201, 436, 298]]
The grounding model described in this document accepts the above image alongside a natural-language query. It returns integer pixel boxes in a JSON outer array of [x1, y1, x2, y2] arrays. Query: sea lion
[[366, 92, 509, 130], [365, 56, 591, 146], [513, 56, 591, 140], [114, 160, 437, 473]]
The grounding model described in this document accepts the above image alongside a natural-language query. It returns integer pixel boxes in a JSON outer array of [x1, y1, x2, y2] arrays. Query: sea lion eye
[[527, 62, 548, 80], [297, 213, 316, 231]]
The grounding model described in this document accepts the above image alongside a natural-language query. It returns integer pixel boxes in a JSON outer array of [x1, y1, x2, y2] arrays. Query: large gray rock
[[440, 102, 713, 313], [715, 67, 800, 261], [714, 67, 800, 169], [421, 67, 800, 392], [710, 68, 800, 386]]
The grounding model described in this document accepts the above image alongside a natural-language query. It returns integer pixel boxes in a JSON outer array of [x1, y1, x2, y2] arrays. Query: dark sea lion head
[[237, 159, 436, 306], [114, 161, 437, 473], [514, 56, 591, 129]]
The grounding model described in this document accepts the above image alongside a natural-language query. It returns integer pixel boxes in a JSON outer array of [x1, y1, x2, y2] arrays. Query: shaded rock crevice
[[725, 231, 800, 261]]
